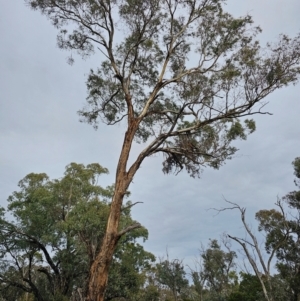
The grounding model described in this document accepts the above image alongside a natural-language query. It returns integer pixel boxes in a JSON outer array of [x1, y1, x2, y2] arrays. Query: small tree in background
[[156, 258, 189, 301], [191, 239, 237, 301]]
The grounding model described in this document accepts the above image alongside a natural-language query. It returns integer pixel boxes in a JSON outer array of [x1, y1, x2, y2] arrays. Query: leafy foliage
[[0, 163, 153, 301], [25, 0, 300, 177], [156, 258, 189, 301], [191, 239, 237, 301]]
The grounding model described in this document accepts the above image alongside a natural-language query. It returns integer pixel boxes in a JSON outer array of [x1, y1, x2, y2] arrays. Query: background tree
[[227, 272, 269, 301], [219, 157, 300, 301], [122, 264, 158, 301], [191, 239, 237, 301], [221, 201, 284, 301], [25, 0, 300, 299], [278, 157, 300, 301], [0, 163, 154, 301], [215, 198, 291, 301], [156, 257, 189, 301], [255, 158, 300, 301]]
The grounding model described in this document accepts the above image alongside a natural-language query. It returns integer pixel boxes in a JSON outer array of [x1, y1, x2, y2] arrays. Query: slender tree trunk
[[86, 119, 139, 301]]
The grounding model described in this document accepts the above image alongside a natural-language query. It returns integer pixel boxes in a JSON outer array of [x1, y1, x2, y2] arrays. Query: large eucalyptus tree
[[25, 0, 300, 300]]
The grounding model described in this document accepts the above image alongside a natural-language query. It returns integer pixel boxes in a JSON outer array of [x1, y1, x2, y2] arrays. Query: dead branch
[[121, 202, 143, 212], [117, 223, 142, 237], [213, 199, 275, 301]]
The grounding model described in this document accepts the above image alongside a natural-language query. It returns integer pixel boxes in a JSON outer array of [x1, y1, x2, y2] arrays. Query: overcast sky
[[1, 0, 300, 269]]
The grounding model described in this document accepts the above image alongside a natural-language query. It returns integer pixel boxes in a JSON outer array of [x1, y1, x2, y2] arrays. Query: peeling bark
[[86, 122, 141, 301]]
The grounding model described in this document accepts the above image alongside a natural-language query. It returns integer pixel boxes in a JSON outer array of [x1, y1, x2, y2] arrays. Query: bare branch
[[121, 202, 143, 212], [117, 223, 142, 238], [10, 226, 61, 278]]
